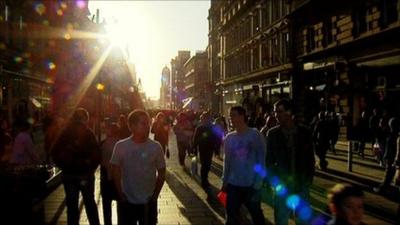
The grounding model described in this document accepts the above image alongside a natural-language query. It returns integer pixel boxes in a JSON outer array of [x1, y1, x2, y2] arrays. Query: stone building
[[290, 0, 400, 137], [208, 0, 293, 119], [182, 51, 209, 111], [170, 50, 191, 110], [159, 65, 171, 109]]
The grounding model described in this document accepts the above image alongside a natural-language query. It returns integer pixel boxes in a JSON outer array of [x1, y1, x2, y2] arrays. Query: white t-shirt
[[110, 138, 166, 204]]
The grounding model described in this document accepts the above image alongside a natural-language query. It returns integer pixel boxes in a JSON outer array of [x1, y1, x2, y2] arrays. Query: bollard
[[347, 140, 353, 172]]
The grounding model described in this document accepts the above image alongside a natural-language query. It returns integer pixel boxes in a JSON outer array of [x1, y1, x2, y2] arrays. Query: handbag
[[217, 191, 227, 208]]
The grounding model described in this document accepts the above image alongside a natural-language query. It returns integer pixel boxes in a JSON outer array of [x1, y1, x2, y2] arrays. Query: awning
[[356, 55, 400, 67]]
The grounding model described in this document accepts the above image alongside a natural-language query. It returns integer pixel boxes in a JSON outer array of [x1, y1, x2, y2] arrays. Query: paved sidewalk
[[38, 132, 226, 225], [34, 133, 398, 225]]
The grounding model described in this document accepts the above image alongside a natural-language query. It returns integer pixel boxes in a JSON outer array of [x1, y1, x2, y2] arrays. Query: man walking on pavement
[[51, 108, 101, 225], [266, 99, 315, 225], [111, 109, 166, 225], [221, 106, 266, 225], [192, 111, 220, 190]]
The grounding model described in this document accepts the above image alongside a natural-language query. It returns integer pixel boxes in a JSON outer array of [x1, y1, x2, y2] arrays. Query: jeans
[[62, 173, 100, 225], [199, 148, 214, 188], [100, 168, 118, 225], [225, 184, 265, 225], [118, 200, 158, 225]]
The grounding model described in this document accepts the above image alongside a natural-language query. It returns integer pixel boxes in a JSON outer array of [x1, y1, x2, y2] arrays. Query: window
[[253, 9, 260, 34], [380, 0, 399, 27], [261, 39, 270, 67], [323, 18, 334, 47], [306, 27, 315, 52], [352, 7, 368, 37]]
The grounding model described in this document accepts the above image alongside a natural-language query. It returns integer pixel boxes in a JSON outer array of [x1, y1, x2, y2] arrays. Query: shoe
[[373, 186, 386, 194]]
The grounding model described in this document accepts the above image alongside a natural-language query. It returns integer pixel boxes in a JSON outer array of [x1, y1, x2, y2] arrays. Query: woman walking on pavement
[[151, 112, 170, 157]]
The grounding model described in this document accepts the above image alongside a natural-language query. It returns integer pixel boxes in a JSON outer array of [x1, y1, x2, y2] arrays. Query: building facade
[[208, 0, 293, 119], [170, 50, 190, 110], [290, 0, 400, 137], [182, 51, 209, 111], [159, 65, 171, 109]]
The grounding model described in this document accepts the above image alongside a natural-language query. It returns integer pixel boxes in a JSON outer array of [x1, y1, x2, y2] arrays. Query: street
[[30, 131, 397, 225]]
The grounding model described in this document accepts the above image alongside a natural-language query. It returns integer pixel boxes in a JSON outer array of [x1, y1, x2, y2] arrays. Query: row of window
[[304, 0, 399, 53]]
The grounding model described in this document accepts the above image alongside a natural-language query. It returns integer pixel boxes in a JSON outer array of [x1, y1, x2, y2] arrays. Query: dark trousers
[[225, 184, 265, 225], [199, 148, 214, 188], [117, 200, 157, 225], [315, 143, 329, 169], [62, 173, 100, 225], [101, 168, 118, 225], [177, 141, 190, 165]]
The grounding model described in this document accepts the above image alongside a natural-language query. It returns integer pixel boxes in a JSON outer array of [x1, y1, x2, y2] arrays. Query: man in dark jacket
[[52, 108, 101, 225], [192, 111, 220, 190], [266, 99, 315, 225]]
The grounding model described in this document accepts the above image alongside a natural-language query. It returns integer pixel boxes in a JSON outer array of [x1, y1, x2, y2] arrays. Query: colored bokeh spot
[[298, 205, 312, 220], [286, 194, 300, 210], [57, 9, 63, 16], [275, 184, 287, 196], [270, 176, 280, 188], [14, 56, 23, 63], [35, 3, 46, 16], [76, 0, 86, 9], [48, 62, 56, 70]]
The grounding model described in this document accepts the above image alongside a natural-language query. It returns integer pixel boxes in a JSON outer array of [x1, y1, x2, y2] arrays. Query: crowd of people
[[0, 98, 399, 225]]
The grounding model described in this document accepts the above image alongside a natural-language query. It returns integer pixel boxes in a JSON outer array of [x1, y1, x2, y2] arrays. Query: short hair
[[72, 108, 89, 123], [155, 112, 165, 121], [328, 183, 364, 209], [230, 106, 246, 116], [274, 99, 294, 113], [128, 109, 150, 126]]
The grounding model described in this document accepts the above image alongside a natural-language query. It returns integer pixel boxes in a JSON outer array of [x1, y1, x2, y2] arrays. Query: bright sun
[[105, 22, 130, 48]]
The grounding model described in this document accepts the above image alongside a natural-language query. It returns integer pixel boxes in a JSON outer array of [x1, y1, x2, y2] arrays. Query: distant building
[[170, 51, 191, 110], [159, 65, 171, 109], [182, 51, 209, 111]]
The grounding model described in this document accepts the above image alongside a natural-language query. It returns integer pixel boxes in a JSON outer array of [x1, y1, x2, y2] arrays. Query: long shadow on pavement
[[165, 169, 224, 225]]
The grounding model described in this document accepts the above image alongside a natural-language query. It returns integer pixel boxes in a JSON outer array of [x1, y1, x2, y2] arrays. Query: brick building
[[208, 0, 293, 119], [182, 51, 209, 111], [290, 0, 400, 137]]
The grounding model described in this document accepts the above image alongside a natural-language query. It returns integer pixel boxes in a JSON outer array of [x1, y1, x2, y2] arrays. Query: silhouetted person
[[192, 112, 220, 190], [266, 99, 315, 225], [100, 123, 120, 225], [52, 108, 101, 225], [151, 112, 170, 155], [111, 110, 166, 225]]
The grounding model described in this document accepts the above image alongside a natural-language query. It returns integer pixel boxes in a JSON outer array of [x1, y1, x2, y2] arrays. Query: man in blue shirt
[[221, 106, 266, 225]]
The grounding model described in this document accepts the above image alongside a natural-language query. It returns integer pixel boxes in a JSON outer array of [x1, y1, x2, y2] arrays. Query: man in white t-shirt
[[111, 110, 166, 225]]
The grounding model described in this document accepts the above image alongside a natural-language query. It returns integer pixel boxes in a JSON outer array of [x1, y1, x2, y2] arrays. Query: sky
[[88, 1, 210, 99]]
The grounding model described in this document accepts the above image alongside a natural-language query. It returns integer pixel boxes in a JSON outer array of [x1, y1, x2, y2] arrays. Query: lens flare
[[275, 184, 287, 197], [34, 3, 46, 16], [286, 194, 300, 210], [298, 205, 312, 220]]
